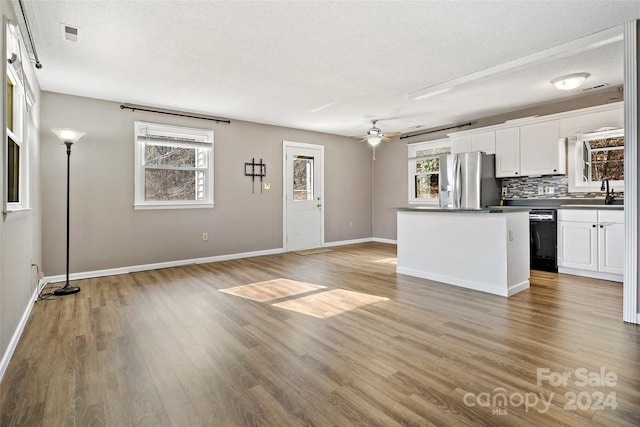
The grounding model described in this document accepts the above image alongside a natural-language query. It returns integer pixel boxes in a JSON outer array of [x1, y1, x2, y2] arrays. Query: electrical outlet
[[202, 232, 208, 242], [501, 187, 507, 197], [538, 185, 544, 195], [544, 187, 555, 194], [264, 182, 271, 190], [349, 221, 353, 229]]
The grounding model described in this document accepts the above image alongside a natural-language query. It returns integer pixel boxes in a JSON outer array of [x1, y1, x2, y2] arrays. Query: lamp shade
[[550, 73, 589, 91], [52, 128, 86, 144]]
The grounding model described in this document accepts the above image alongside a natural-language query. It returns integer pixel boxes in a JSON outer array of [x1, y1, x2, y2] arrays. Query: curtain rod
[[16, 0, 41, 69], [120, 103, 231, 124], [400, 122, 473, 140]]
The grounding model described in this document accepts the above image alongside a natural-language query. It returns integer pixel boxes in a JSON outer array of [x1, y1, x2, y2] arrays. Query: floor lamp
[[51, 128, 86, 296]]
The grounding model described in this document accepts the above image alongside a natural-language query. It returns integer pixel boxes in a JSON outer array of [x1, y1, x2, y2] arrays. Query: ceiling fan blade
[[383, 131, 401, 137]]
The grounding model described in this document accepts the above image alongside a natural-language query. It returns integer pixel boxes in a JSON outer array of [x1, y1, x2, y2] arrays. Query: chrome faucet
[[601, 177, 616, 205]]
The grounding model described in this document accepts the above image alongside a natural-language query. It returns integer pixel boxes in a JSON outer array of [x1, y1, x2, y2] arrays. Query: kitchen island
[[391, 207, 530, 297]]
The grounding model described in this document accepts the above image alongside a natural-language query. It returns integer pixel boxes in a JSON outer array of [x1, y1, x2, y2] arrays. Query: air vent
[[581, 83, 609, 92], [61, 24, 80, 43]]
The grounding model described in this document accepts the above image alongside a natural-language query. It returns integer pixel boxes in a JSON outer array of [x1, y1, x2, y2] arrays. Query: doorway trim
[[623, 20, 638, 324], [282, 141, 325, 252]]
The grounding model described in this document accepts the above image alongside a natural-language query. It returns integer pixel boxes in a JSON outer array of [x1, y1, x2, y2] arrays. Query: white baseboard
[[323, 238, 374, 247], [372, 237, 397, 245], [0, 282, 40, 383], [323, 237, 397, 247], [45, 247, 286, 283], [558, 267, 623, 283]]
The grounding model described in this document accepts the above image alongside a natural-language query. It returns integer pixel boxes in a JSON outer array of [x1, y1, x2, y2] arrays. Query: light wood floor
[[1, 242, 639, 426]]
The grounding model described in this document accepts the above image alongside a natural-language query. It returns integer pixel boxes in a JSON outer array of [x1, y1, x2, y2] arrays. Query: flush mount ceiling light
[[551, 73, 590, 91]]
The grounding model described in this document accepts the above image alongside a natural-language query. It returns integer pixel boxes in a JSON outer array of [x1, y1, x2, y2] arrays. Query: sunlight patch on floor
[[374, 257, 397, 265], [220, 278, 325, 302], [273, 288, 389, 318]]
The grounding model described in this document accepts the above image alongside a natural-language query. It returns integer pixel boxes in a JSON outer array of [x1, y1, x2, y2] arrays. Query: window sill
[[408, 200, 439, 205], [3, 207, 32, 221], [134, 202, 215, 211]]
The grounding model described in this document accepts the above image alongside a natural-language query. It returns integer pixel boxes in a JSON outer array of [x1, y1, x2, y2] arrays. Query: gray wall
[[372, 140, 407, 241], [0, 1, 42, 368], [40, 92, 372, 276]]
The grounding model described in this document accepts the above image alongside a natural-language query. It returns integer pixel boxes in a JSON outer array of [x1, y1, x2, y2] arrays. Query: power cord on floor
[[31, 263, 62, 301]]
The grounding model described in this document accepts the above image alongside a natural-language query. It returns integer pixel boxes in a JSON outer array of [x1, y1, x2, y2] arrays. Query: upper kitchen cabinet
[[519, 120, 565, 176], [494, 120, 565, 177], [495, 127, 520, 177], [450, 130, 496, 154]]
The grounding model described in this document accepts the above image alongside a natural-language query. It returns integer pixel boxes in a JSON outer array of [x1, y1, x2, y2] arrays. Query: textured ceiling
[[19, 1, 640, 138]]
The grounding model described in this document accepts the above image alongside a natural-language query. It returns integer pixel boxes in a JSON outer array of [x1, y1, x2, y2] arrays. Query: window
[[408, 139, 451, 204], [5, 58, 26, 211], [582, 135, 624, 182], [568, 128, 624, 193], [134, 121, 214, 209]]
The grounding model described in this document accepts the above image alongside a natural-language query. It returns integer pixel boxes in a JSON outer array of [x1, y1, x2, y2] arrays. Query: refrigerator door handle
[[454, 155, 462, 208]]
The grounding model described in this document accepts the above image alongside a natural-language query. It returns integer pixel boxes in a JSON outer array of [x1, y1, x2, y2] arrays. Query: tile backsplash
[[501, 175, 623, 199]]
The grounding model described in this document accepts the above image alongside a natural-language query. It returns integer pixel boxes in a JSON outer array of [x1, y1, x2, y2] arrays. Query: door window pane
[[293, 156, 314, 200]]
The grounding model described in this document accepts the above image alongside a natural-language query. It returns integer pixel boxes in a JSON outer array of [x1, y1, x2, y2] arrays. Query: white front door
[[284, 142, 324, 251]]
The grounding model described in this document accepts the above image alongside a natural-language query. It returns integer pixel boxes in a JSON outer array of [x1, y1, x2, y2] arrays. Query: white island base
[[396, 209, 530, 297]]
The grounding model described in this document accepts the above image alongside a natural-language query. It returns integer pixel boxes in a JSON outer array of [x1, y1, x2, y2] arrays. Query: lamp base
[[53, 286, 81, 296]]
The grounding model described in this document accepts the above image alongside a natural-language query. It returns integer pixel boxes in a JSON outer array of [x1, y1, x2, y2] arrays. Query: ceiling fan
[[359, 120, 401, 146]]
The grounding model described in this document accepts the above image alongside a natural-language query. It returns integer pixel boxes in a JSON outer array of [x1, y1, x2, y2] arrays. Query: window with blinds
[[134, 121, 214, 209]]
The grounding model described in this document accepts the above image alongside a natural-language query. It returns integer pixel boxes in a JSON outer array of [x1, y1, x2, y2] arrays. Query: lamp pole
[[51, 128, 86, 296]]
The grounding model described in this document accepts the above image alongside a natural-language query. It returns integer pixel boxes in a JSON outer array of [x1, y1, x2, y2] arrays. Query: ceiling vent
[[581, 83, 609, 92], [61, 24, 80, 43]]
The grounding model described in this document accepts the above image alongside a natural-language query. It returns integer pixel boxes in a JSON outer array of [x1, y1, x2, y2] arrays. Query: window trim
[[4, 37, 28, 213], [408, 138, 451, 205], [134, 121, 214, 210]]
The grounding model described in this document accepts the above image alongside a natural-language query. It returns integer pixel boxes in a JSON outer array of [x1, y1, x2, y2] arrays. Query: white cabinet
[[558, 209, 624, 281], [450, 131, 495, 154], [495, 127, 520, 177], [494, 120, 565, 177], [520, 120, 564, 176], [598, 211, 625, 275], [470, 131, 495, 154], [558, 210, 598, 271], [450, 136, 470, 154]]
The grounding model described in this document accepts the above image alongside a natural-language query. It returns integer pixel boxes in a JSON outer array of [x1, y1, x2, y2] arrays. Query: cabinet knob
[[515, 172, 518, 175], [553, 169, 557, 172], [592, 224, 596, 228], [600, 225, 604, 228]]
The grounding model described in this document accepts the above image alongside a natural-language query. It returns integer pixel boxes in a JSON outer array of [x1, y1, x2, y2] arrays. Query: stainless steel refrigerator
[[439, 152, 500, 209]]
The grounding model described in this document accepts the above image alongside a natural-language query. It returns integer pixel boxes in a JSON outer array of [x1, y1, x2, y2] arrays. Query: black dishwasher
[[529, 209, 557, 272]]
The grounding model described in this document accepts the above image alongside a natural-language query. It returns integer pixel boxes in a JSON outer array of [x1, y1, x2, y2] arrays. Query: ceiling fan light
[[551, 73, 590, 91], [368, 136, 382, 146]]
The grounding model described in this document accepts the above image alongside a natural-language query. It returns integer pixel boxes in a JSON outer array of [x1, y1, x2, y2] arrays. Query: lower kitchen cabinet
[[598, 213, 625, 275], [558, 209, 623, 282]]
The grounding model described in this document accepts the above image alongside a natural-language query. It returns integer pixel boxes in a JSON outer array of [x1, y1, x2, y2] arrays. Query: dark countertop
[[390, 206, 530, 214], [488, 204, 624, 211], [502, 198, 623, 207]]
